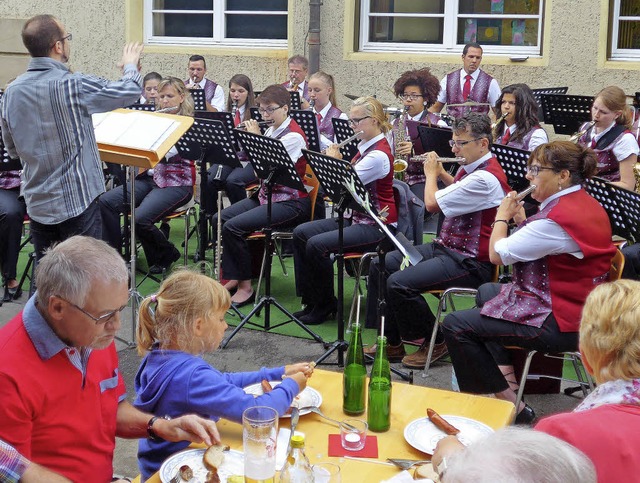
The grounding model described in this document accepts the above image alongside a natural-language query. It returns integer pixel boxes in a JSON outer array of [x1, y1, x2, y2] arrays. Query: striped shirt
[[0, 57, 142, 224], [0, 439, 28, 483]]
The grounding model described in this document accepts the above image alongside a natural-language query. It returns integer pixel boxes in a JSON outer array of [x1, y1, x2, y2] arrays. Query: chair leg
[[513, 350, 537, 422], [183, 208, 190, 266], [421, 295, 447, 378], [273, 238, 288, 276]]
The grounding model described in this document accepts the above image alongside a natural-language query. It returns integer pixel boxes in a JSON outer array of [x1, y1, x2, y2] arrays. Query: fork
[[168, 470, 182, 483], [387, 458, 432, 471], [300, 406, 358, 431]]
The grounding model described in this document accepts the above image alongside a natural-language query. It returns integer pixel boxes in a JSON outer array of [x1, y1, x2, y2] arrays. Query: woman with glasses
[[441, 141, 615, 424], [392, 68, 446, 200], [99, 77, 196, 274], [307, 71, 348, 151], [291, 96, 396, 324], [216, 84, 312, 306], [575, 86, 638, 191], [492, 83, 548, 151]]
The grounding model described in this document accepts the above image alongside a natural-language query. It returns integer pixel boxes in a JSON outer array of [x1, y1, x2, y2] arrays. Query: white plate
[[159, 448, 243, 483], [242, 381, 323, 417], [404, 415, 494, 455]]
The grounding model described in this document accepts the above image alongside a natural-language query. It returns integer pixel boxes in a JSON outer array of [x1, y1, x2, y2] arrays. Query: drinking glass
[[243, 406, 278, 483], [312, 462, 342, 482], [339, 418, 367, 451]]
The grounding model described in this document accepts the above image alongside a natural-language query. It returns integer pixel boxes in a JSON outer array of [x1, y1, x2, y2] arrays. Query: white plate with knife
[[404, 415, 493, 454]]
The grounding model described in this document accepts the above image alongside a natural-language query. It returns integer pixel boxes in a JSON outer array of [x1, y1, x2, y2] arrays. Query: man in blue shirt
[[0, 14, 143, 258]]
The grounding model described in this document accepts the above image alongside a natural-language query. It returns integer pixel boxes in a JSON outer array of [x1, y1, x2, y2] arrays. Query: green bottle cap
[[290, 434, 305, 448]]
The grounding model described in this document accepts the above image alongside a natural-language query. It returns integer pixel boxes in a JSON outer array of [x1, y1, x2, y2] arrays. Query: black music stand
[[189, 89, 207, 112], [585, 177, 640, 243], [290, 110, 321, 153], [541, 94, 593, 135], [290, 91, 302, 111], [249, 108, 270, 134], [491, 144, 532, 193], [220, 130, 324, 348], [417, 125, 461, 183], [332, 118, 359, 161], [125, 103, 156, 112], [175, 118, 242, 268], [195, 111, 240, 151], [531, 87, 568, 123]]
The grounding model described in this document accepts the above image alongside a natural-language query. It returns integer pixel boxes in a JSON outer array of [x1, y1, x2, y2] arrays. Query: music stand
[[290, 109, 321, 153], [190, 89, 207, 112], [531, 87, 568, 123], [585, 177, 640, 243], [491, 144, 531, 193], [290, 91, 302, 111], [249, 108, 270, 134], [125, 103, 156, 112], [541, 94, 593, 135], [332, 118, 359, 161], [195, 111, 241, 151], [220, 129, 325, 348]]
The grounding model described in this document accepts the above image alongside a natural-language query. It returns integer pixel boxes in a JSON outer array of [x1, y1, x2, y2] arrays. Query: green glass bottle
[[367, 335, 391, 432], [343, 321, 367, 415]]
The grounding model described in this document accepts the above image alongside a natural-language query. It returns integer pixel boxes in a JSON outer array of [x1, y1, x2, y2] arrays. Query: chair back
[[609, 248, 625, 281], [304, 164, 321, 221], [392, 179, 425, 245]]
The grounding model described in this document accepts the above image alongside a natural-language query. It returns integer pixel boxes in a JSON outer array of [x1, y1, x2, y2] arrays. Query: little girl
[[134, 270, 313, 480]]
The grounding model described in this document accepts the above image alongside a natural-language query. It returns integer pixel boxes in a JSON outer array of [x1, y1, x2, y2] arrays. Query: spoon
[[299, 406, 358, 431], [288, 406, 300, 452]]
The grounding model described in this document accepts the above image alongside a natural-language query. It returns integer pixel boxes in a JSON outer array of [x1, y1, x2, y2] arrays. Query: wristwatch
[[436, 456, 448, 479], [147, 415, 171, 441]]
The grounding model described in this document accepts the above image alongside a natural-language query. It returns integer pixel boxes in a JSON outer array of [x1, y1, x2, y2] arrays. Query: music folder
[[93, 108, 194, 168]]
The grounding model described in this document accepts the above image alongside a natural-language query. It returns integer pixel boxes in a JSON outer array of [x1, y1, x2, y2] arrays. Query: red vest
[[0, 313, 125, 483], [481, 189, 614, 332], [436, 157, 510, 261], [351, 137, 398, 225]]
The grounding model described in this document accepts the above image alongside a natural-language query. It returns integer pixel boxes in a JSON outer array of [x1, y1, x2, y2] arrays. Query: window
[[359, 0, 544, 56], [144, 0, 288, 48], [610, 0, 640, 60]]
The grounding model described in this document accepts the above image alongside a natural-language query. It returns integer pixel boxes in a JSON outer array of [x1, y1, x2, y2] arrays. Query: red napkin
[[328, 434, 378, 458]]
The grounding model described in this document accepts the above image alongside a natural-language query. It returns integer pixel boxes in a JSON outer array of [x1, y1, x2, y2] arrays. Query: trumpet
[[569, 120, 596, 143], [393, 155, 466, 173], [154, 105, 180, 114], [235, 119, 275, 130]]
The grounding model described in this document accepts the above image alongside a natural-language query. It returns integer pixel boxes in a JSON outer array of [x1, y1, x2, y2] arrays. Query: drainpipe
[[308, 0, 322, 74]]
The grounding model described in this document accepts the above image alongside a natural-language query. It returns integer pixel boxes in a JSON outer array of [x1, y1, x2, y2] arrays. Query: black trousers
[[217, 196, 311, 280], [441, 282, 579, 395], [293, 218, 386, 306], [366, 242, 493, 345], [99, 176, 192, 266], [30, 199, 102, 261], [204, 164, 257, 216], [0, 188, 26, 280], [622, 243, 640, 280]]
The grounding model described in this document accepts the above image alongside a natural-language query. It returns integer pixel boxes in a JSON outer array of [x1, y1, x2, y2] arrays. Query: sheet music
[[92, 111, 178, 151]]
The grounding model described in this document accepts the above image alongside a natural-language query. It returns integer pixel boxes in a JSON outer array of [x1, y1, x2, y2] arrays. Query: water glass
[[243, 406, 278, 481], [312, 462, 342, 482], [339, 418, 367, 451]]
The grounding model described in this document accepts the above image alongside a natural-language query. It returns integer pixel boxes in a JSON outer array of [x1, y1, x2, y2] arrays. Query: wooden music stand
[[95, 108, 194, 345]]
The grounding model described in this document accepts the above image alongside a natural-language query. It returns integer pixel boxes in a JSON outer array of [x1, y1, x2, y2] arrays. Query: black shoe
[[292, 305, 314, 319], [514, 404, 537, 425], [299, 299, 337, 325], [149, 246, 181, 274], [232, 292, 256, 308]]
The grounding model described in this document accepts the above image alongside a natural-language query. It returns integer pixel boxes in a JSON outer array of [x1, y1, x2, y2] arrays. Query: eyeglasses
[[258, 105, 283, 115], [56, 295, 128, 325], [399, 94, 423, 101], [348, 116, 371, 126], [51, 33, 72, 49], [448, 138, 481, 148], [527, 165, 556, 176]]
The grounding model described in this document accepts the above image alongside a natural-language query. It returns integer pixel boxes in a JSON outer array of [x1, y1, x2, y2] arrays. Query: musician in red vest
[[441, 141, 615, 424], [216, 84, 312, 307], [365, 113, 509, 367], [430, 43, 501, 119], [292, 97, 396, 325]]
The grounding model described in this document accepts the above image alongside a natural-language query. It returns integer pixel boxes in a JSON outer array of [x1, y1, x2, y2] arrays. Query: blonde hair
[[308, 71, 338, 108], [137, 269, 231, 355], [579, 279, 640, 383], [595, 86, 633, 128], [157, 76, 195, 117], [351, 96, 392, 134]]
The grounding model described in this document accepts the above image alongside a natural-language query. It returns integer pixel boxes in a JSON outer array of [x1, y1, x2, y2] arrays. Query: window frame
[[143, 0, 288, 49], [358, 0, 545, 56], [610, 0, 640, 60]]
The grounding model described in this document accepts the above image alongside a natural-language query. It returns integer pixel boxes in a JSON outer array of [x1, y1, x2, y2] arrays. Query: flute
[[336, 130, 364, 149], [437, 157, 466, 164], [154, 106, 180, 114], [236, 119, 275, 130], [514, 184, 537, 200]]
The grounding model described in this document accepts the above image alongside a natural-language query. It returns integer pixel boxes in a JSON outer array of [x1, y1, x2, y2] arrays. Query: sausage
[[261, 380, 273, 393], [427, 408, 460, 435]]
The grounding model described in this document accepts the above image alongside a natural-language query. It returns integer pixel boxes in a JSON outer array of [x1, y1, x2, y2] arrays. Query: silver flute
[[336, 130, 364, 149], [236, 119, 275, 129], [409, 155, 466, 164], [154, 106, 180, 114], [515, 184, 537, 200]]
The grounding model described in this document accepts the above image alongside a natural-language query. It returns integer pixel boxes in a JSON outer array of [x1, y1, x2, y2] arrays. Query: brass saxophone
[[569, 120, 596, 143], [393, 106, 410, 175], [492, 112, 508, 141]]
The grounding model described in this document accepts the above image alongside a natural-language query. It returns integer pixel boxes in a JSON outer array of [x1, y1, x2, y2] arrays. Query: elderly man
[[185, 54, 225, 112], [430, 42, 501, 118], [0, 236, 220, 482], [0, 14, 143, 259], [281, 54, 311, 103], [365, 113, 509, 368]]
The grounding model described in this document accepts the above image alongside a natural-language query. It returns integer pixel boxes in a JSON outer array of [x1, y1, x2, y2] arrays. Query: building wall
[[1, 0, 638, 111]]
